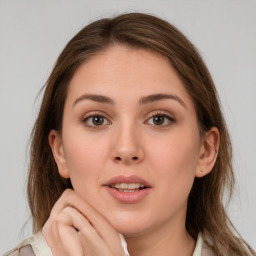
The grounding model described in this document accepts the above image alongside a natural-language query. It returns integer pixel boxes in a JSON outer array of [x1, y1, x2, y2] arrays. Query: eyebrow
[[73, 93, 186, 108]]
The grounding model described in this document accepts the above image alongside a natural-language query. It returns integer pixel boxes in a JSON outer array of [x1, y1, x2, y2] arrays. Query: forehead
[[66, 45, 193, 108]]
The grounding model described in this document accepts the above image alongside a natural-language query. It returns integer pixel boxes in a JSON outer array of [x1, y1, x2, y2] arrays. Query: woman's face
[[51, 45, 205, 237]]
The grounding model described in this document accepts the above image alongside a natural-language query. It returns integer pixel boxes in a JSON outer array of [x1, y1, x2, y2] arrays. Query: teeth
[[116, 188, 139, 192], [110, 183, 145, 191], [115, 183, 121, 189]]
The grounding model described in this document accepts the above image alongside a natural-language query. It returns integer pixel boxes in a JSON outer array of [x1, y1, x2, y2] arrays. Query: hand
[[42, 189, 127, 256]]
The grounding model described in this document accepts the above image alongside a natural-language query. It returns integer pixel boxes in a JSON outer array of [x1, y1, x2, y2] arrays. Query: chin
[[106, 210, 153, 236]]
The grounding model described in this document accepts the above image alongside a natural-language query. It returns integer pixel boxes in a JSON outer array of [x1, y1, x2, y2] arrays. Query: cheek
[[149, 130, 199, 196], [150, 130, 199, 171], [62, 131, 110, 190]]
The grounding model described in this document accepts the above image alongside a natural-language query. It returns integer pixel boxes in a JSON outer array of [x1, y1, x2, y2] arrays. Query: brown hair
[[27, 12, 255, 255]]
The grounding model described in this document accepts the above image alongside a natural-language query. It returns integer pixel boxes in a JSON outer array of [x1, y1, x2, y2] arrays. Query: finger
[[56, 222, 83, 256], [44, 219, 83, 256], [50, 189, 125, 255], [50, 207, 91, 256], [54, 206, 112, 256], [53, 189, 122, 240], [57, 206, 96, 235], [44, 206, 87, 256]]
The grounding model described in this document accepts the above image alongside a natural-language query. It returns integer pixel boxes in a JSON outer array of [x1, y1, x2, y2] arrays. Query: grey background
[[0, 0, 255, 253]]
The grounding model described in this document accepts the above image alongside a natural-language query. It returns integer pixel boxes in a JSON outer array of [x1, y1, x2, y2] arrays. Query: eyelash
[[146, 111, 176, 127], [81, 111, 175, 129]]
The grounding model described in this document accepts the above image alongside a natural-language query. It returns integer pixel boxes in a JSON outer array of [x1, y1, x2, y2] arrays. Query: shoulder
[[201, 243, 215, 256], [3, 238, 35, 256], [3, 232, 52, 256], [3, 245, 34, 256]]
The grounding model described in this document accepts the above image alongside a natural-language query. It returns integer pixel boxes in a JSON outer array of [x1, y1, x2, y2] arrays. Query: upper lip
[[104, 175, 152, 188]]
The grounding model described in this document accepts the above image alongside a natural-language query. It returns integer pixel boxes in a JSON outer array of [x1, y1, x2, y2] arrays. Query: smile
[[104, 175, 151, 203]]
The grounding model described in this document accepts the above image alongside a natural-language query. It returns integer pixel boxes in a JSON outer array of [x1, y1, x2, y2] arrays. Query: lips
[[104, 175, 152, 188], [104, 175, 152, 203]]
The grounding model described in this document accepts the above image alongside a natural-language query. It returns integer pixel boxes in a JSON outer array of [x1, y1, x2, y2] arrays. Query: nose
[[111, 123, 144, 165]]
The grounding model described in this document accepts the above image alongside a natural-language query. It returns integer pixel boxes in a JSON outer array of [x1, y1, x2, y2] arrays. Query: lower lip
[[105, 186, 151, 204]]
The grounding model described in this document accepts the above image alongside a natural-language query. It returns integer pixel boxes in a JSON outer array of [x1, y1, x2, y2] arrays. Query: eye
[[81, 112, 111, 128], [146, 112, 175, 127]]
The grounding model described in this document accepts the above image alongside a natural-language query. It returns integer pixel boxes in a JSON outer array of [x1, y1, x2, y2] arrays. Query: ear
[[48, 129, 70, 179], [195, 127, 220, 178]]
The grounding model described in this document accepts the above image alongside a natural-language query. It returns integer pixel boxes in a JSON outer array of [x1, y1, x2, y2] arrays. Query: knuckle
[[57, 210, 71, 223], [63, 188, 73, 197], [62, 189, 75, 202], [48, 209, 55, 219]]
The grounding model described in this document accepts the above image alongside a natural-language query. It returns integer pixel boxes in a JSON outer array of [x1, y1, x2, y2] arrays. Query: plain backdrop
[[0, 0, 255, 253]]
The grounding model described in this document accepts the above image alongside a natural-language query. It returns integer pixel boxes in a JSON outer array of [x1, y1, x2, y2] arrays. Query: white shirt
[[4, 231, 213, 256]]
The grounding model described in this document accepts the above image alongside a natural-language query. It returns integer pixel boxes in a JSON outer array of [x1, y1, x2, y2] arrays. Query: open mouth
[[104, 176, 151, 203], [109, 183, 148, 192]]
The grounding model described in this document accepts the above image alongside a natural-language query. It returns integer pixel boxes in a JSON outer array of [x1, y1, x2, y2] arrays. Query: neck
[[124, 216, 196, 256]]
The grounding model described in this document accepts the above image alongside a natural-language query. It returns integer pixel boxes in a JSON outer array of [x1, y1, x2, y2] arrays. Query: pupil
[[93, 116, 104, 125], [154, 116, 164, 125]]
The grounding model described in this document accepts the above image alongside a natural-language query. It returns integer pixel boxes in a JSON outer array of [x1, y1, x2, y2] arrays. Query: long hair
[[27, 12, 255, 255]]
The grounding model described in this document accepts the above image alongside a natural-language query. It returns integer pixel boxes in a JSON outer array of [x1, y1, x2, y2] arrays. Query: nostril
[[114, 156, 138, 161]]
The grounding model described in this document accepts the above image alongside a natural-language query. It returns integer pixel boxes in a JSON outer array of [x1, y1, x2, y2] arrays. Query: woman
[[4, 12, 255, 256]]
